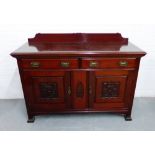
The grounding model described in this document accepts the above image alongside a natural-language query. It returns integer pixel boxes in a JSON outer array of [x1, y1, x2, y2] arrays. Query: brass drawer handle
[[61, 62, 70, 68], [119, 61, 128, 67], [89, 61, 98, 68], [30, 62, 40, 68]]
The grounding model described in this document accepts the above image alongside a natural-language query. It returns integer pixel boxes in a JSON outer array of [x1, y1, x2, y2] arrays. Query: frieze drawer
[[81, 58, 137, 69], [20, 59, 79, 69]]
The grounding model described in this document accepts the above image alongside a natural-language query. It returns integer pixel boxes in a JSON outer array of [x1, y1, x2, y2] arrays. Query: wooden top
[[11, 33, 146, 58]]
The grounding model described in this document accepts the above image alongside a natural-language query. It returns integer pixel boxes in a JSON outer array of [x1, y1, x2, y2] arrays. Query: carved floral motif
[[102, 82, 120, 98], [40, 82, 58, 99]]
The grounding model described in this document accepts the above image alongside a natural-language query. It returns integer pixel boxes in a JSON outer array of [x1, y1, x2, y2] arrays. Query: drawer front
[[81, 58, 137, 69], [20, 59, 79, 69]]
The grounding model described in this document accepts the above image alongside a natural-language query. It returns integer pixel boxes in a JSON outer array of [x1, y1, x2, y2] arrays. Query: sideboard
[[11, 33, 146, 122]]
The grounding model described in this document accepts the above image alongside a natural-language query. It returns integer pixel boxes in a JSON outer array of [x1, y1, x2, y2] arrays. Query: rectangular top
[[11, 33, 146, 58]]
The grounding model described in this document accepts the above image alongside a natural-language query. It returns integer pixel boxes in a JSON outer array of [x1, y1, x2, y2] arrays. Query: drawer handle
[[61, 62, 70, 68], [119, 61, 128, 67], [30, 62, 40, 68], [89, 61, 98, 68]]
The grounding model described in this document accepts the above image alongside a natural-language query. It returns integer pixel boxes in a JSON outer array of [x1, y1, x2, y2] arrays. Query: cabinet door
[[89, 70, 129, 110], [71, 71, 88, 110], [22, 71, 71, 112]]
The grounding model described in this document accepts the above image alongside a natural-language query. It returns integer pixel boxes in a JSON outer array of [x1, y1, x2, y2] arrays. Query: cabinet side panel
[[17, 59, 33, 118], [124, 58, 141, 115]]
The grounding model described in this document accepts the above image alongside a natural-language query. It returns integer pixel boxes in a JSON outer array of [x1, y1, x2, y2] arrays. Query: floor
[[0, 98, 155, 131]]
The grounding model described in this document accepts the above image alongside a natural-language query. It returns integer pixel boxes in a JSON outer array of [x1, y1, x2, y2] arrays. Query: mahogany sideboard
[[11, 33, 146, 122]]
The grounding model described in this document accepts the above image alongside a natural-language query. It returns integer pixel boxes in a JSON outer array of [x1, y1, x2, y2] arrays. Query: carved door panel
[[71, 71, 88, 110], [33, 77, 65, 103], [89, 71, 128, 110], [23, 71, 70, 111]]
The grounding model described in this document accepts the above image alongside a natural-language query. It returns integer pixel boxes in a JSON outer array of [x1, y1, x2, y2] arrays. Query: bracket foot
[[124, 114, 132, 121], [27, 116, 35, 123]]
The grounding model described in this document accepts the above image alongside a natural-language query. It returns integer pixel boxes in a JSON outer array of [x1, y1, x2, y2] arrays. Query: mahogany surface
[[11, 33, 146, 122]]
